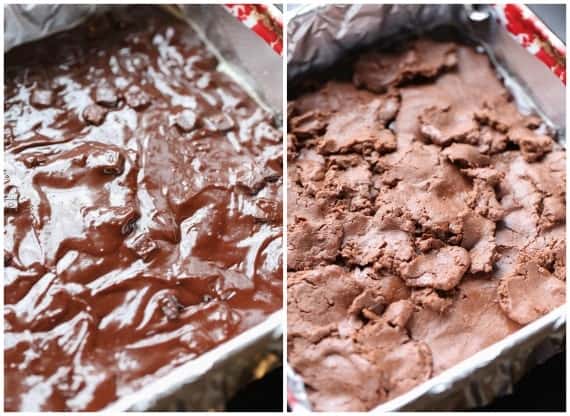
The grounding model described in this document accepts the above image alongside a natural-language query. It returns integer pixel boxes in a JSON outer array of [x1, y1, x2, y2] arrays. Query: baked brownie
[[287, 38, 565, 411], [5, 6, 282, 411]]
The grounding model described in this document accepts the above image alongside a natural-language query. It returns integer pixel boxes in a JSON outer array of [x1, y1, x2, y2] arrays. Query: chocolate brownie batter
[[287, 38, 565, 411], [5, 7, 282, 411]]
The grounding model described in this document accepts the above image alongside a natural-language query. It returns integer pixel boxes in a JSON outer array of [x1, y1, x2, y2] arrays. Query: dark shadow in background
[[477, 352, 565, 412], [229, 353, 565, 412], [227, 367, 283, 412]]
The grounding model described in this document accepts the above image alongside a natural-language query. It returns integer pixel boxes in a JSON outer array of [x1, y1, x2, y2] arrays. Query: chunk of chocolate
[[94, 84, 119, 107], [30, 89, 55, 109], [124, 85, 150, 110], [288, 219, 342, 270], [173, 109, 197, 132], [4, 187, 19, 213], [159, 293, 184, 320], [401, 246, 470, 291], [83, 104, 108, 126], [319, 101, 396, 155], [203, 113, 235, 132], [353, 39, 457, 93], [127, 233, 159, 261], [508, 126, 553, 162], [498, 261, 565, 325], [419, 106, 478, 146], [86, 149, 125, 175], [443, 143, 490, 168], [475, 96, 524, 133], [290, 111, 328, 138]]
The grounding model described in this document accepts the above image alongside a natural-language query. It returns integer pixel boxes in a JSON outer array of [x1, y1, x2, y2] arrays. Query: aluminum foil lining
[[287, 4, 565, 129], [5, 4, 282, 113], [4, 4, 283, 411], [286, 4, 566, 411], [176, 4, 282, 113], [4, 4, 96, 51], [377, 307, 565, 411], [108, 312, 282, 411]]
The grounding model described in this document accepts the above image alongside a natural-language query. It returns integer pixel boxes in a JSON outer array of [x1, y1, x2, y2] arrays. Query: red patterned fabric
[[225, 4, 283, 55], [496, 4, 566, 84]]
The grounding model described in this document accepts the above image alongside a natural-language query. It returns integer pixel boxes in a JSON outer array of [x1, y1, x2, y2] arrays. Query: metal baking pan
[[286, 4, 566, 411], [4, 4, 283, 411]]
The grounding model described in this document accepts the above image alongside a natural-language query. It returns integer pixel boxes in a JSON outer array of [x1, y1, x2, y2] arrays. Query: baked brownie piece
[[287, 38, 565, 411]]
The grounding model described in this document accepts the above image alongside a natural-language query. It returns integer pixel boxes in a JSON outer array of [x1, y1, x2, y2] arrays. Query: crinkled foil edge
[[286, 3, 566, 412]]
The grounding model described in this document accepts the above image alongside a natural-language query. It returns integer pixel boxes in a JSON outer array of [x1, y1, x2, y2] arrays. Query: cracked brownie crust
[[287, 38, 565, 411]]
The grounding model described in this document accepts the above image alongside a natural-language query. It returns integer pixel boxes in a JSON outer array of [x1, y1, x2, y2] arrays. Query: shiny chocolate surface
[[5, 7, 282, 411]]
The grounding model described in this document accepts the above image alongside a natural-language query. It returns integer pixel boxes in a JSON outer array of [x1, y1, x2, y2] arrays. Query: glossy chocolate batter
[[287, 38, 565, 411], [5, 7, 282, 411]]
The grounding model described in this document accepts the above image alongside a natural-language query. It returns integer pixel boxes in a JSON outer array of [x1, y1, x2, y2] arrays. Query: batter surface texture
[[287, 38, 565, 411], [5, 7, 282, 411]]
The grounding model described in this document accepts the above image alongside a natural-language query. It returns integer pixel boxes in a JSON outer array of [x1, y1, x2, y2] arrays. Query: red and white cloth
[[225, 4, 283, 55], [496, 4, 566, 84]]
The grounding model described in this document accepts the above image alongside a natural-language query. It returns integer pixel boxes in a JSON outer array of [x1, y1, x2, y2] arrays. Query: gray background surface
[[529, 4, 566, 42]]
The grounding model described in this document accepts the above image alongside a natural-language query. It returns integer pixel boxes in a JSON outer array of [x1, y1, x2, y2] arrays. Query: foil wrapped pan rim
[[287, 4, 567, 80], [286, 4, 466, 81], [4, 4, 96, 51], [286, 3, 566, 411], [373, 306, 565, 411], [287, 305, 565, 412], [286, 3, 565, 128], [5, 4, 283, 411], [106, 311, 282, 411]]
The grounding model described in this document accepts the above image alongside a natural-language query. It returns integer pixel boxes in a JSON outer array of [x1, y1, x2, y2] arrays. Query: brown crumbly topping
[[288, 37, 565, 411]]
